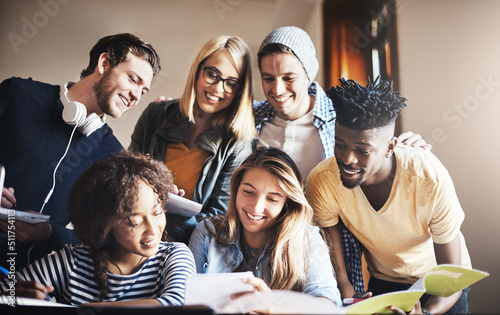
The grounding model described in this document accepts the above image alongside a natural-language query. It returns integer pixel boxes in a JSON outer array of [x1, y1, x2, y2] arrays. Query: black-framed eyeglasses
[[201, 65, 242, 94]]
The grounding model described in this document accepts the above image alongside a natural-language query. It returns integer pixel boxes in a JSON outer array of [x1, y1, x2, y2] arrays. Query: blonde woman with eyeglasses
[[130, 36, 256, 244]]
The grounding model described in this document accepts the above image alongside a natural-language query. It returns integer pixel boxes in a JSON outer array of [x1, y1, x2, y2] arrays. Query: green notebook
[[346, 264, 489, 314]]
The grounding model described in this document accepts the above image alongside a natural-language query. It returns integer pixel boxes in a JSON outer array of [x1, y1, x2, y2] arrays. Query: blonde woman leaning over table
[[189, 147, 342, 312]]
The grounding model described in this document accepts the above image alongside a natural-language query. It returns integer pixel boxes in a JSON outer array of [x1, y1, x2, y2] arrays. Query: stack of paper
[[0, 208, 50, 224]]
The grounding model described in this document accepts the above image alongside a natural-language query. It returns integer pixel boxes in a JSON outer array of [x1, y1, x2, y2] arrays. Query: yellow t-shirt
[[306, 145, 471, 284], [164, 142, 210, 201]]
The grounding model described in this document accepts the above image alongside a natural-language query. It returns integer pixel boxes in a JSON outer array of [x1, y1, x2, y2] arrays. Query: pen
[[0, 266, 8, 277], [343, 297, 367, 305], [0, 266, 51, 301]]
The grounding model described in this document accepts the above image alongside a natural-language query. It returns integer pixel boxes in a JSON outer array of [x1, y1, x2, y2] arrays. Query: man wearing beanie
[[253, 25, 431, 299], [254, 26, 429, 180], [254, 26, 329, 182], [253, 25, 366, 298]]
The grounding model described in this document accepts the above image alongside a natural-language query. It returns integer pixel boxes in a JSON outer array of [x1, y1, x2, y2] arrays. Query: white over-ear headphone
[[60, 83, 105, 136]]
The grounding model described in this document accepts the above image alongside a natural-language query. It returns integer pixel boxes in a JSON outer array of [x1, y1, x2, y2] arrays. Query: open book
[[344, 264, 489, 314], [222, 290, 344, 314], [184, 272, 344, 314], [184, 265, 488, 314]]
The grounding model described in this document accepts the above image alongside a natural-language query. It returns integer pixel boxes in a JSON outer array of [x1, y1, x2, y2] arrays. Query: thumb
[[46, 285, 55, 293]]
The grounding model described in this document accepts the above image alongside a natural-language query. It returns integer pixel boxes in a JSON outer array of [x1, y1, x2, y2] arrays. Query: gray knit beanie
[[258, 26, 319, 82]]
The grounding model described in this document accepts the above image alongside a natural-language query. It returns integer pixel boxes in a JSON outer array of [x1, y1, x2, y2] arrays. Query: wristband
[[422, 308, 431, 315]]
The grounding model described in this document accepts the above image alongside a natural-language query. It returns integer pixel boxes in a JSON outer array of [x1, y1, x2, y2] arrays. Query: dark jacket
[[0, 77, 123, 267], [129, 100, 253, 243]]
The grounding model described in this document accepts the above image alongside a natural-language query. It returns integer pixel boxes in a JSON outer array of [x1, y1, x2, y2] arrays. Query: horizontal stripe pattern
[[1, 242, 196, 306]]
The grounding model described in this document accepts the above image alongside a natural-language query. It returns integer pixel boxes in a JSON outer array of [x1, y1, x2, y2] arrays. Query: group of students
[[0, 26, 471, 314]]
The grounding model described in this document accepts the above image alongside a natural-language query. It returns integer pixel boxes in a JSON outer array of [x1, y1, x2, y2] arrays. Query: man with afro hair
[[306, 77, 472, 314]]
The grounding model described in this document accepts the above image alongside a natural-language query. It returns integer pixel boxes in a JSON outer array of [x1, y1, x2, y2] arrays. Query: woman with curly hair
[[188, 147, 342, 309], [0, 151, 196, 307]]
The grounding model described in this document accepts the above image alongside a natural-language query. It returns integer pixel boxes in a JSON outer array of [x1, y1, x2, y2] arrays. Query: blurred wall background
[[397, 2, 500, 313], [1, 0, 498, 313]]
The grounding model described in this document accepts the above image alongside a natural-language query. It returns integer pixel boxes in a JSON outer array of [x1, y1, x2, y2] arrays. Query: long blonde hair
[[179, 35, 256, 141], [210, 147, 313, 291]]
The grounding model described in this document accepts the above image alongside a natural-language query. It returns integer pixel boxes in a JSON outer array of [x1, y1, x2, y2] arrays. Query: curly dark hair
[[67, 150, 174, 298], [327, 76, 407, 130], [80, 33, 161, 78]]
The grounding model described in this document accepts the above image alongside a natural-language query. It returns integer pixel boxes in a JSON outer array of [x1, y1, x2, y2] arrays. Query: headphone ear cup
[[62, 100, 87, 127], [78, 113, 105, 136], [60, 84, 103, 136]]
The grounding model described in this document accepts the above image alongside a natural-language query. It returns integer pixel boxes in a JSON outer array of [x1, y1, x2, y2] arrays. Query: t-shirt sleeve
[[306, 161, 340, 228], [429, 161, 465, 244]]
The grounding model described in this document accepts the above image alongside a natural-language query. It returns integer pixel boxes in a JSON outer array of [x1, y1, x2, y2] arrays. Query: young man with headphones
[[0, 33, 161, 269]]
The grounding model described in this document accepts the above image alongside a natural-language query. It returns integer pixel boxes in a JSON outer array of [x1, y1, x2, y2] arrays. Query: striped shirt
[[0, 242, 196, 306]]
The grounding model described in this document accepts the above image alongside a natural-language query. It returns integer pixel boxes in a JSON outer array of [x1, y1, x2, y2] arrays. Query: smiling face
[[260, 52, 312, 121], [236, 168, 286, 247], [111, 180, 166, 261], [195, 51, 239, 115], [94, 53, 153, 118], [334, 123, 396, 189]]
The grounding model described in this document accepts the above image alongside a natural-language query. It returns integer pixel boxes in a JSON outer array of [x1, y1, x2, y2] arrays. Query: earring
[[385, 153, 391, 158]]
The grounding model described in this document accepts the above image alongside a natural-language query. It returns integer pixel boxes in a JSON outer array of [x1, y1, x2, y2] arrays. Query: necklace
[[109, 256, 145, 275], [241, 239, 263, 258], [239, 239, 263, 272]]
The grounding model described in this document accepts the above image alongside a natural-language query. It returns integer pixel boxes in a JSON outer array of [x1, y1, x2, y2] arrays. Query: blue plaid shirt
[[254, 82, 336, 158], [253, 82, 365, 293]]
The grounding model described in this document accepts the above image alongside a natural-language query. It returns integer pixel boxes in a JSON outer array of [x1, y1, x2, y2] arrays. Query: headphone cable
[[40, 122, 78, 213]]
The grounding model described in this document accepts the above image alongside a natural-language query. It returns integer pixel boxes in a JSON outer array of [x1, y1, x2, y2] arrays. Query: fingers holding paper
[[388, 299, 422, 315], [171, 184, 186, 197], [244, 277, 272, 293], [231, 277, 271, 300], [1, 187, 16, 208], [0, 215, 52, 242]]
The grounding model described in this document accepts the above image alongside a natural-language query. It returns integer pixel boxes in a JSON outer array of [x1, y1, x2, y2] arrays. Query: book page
[[222, 290, 345, 314], [345, 290, 424, 314], [0, 208, 50, 224], [0, 295, 76, 308], [0, 165, 51, 224], [410, 264, 489, 297], [184, 272, 254, 311]]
